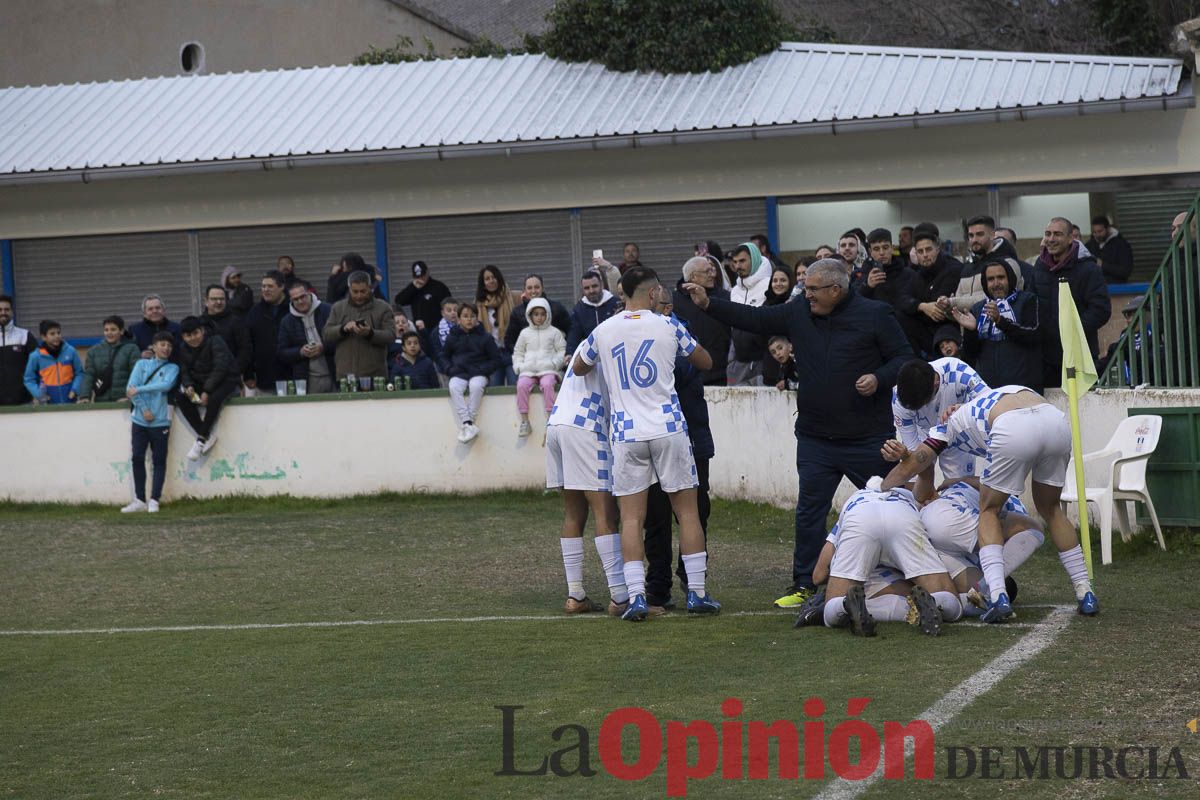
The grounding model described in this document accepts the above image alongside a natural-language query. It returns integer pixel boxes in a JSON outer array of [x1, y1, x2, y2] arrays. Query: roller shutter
[[12, 231, 191, 336], [387, 210, 575, 307], [196, 221, 376, 294], [1114, 190, 1197, 281]]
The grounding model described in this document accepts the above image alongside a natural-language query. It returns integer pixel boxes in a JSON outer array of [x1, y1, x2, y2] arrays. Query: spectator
[[221, 265, 253, 316], [727, 242, 771, 386], [1098, 296, 1154, 383], [442, 301, 503, 443], [1171, 211, 1189, 242], [201, 283, 252, 379], [80, 315, 139, 403], [476, 264, 520, 386], [176, 315, 239, 459], [327, 252, 385, 305], [278, 282, 336, 393], [767, 335, 799, 390], [764, 266, 795, 306], [276, 255, 314, 293], [434, 298, 458, 349], [680, 258, 913, 608], [673, 257, 730, 386], [859, 228, 920, 354], [750, 234, 781, 268], [1029, 217, 1111, 387], [505, 273, 571, 352], [594, 242, 643, 276], [393, 260, 452, 334], [323, 270, 395, 380], [932, 324, 963, 359], [130, 295, 182, 362], [792, 258, 810, 298], [996, 227, 1018, 248], [389, 331, 439, 389], [0, 294, 36, 405], [953, 257, 1044, 393], [566, 271, 620, 354], [23, 320, 83, 405], [1086, 215, 1135, 284], [388, 311, 414, 360], [951, 215, 1027, 313], [512, 297, 566, 438], [902, 227, 962, 357], [245, 270, 290, 394], [813, 244, 835, 261], [1071, 224, 1082, 241], [897, 226, 914, 259], [121, 332, 179, 514], [837, 230, 867, 283]]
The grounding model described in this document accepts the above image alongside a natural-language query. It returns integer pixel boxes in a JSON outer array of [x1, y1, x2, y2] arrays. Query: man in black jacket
[[201, 284, 252, 380], [0, 294, 36, 405], [393, 260, 452, 334], [1030, 217, 1111, 387], [1086, 215, 1135, 284], [566, 271, 621, 353], [901, 228, 962, 358], [859, 229, 922, 355], [673, 257, 731, 385], [177, 316, 240, 459], [682, 259, 913, 608], [278, 283, 337, 393], [245, 271, 290, 394]]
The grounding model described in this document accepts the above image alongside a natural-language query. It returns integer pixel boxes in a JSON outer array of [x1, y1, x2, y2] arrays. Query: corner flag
[[1059, 281, 1096, 577]]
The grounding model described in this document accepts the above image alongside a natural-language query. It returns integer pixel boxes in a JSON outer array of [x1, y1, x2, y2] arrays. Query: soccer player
[[880, 385, 1099, 621], [545, 341, 629, 615], [890, 358, 989, 482], [572, 267, 719, 621], [817, 487, 962, 636]]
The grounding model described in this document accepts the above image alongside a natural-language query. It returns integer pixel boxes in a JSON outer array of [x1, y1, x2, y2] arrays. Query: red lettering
[[883, 720, 935, 779], [829, 705, 881, 781], [748, 720, 799, 780], [598, 707, 662, 782], [720, 698, 743, 779], [803, 697, 826, 779], [665, 720, 718, 797]]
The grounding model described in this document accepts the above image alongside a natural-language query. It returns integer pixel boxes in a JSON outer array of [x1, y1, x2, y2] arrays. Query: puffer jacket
[[512, 298, 566, 377], [729, 263, 771, 362], [23, 342, 83, 404], [440, 324, 504, 380], [179, 333, 238, 394], [81, 339, 140, 402]]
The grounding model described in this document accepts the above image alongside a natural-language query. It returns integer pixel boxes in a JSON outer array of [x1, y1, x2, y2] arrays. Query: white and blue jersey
[[549, 342, 610, 435], [937, 480, 1029, 518], [893, 358, 987, 479], [580, 310, 698, 444], [925, 385, 1030, 458]]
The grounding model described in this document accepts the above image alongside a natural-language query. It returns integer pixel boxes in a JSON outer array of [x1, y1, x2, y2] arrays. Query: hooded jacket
[[180, 332, 239, 394], [81, 338, 140, 402], [278, 296, 336, 381], [127, 356, 179, 428], [0, 320, 36, 404], [202, 307, 253, 375], [322, 294, 394, 378], [504, 295, 571, 351], [440, 323, 504, 379], [221, 266, 253, 316], [512, 298, 567, 377], [566, 290, 621, 353], [23, 340, 83, 403], [950, 246, 1030, 313], [961, 259, 1044, 392], [729, 243, 771, 362]]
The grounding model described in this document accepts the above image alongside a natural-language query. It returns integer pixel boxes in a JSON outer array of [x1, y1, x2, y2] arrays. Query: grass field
[[2, 491, 1199, 799]]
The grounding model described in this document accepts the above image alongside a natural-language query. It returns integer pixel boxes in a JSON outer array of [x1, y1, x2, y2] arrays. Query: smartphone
[[696, 242, 708, 257], [592, 249, 603, 260]]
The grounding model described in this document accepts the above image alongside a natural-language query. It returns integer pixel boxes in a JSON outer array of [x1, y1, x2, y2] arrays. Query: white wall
[[3, 387, 1194, 508]]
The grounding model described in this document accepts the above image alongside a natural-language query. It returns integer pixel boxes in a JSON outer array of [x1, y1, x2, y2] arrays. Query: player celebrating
[[880, 385, 1098, 621], [546, 341, 629, 616], [572, 267, 719, 621], [890, 358, 989, 482]]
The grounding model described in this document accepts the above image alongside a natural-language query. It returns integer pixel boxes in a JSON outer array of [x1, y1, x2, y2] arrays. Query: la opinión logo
[[495, 697, 933, 797]]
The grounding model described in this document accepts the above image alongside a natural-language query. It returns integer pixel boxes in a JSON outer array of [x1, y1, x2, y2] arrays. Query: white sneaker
[[463, 423, 480, 442], [518, 420, 532, 437], [200, 435, 218, 455], [456, 424, 470, 443], [121, 500, 148, 513], [147, 499, 160, 513], [186, 439, 204, 460]]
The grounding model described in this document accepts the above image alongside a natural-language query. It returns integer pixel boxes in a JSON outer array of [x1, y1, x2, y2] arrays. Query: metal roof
[[0, 42, 1189, 184]]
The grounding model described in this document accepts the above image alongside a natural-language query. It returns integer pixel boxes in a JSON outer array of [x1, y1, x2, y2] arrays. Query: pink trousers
[[516, 374, 558, 414]]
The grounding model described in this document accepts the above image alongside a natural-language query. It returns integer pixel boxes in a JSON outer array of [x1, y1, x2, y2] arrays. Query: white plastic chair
[[1060, 415, 1166, 565]]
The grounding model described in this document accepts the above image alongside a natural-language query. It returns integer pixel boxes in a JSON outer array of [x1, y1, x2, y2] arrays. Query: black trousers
[[643, 457, 710, 605], [131, 424, 169, 501], [176, 381, 239, 440]]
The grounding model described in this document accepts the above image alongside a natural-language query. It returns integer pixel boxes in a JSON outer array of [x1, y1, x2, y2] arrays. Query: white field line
[[812, 604, 1076, 800], [0, 608, 1046, 637]]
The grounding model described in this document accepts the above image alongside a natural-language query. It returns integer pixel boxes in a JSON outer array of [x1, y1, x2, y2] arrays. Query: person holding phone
[[322, 271, 395, 381]]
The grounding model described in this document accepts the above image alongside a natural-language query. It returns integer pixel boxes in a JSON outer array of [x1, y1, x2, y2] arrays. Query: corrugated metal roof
[[0, 42, 1188, 182]]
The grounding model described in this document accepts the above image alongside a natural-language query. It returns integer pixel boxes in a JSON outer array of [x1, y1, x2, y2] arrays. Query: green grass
[[2, 493, 1199, 798]]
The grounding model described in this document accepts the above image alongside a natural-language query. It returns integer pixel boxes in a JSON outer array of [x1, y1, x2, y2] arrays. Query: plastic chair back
[[1112, 415, 1161, 492]]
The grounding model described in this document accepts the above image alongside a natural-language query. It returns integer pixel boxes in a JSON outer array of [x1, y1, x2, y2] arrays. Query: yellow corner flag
[[1059, 281, 1097, 577]]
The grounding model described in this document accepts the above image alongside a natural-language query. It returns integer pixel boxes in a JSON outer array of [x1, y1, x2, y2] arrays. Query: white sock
[[979, 544, 1007, 603], [1058, 545, 1092, 599], [624, 560, 646, 599], [823, 595, 847, 628], [959, 593, 984, 617], [560, 538, 585, 599], [681, 551, 707, 596], [865, 594, 909, 622], [933, 591, 963, 622], [1003, 529, 1044, 575], [593, 534, 628, 603]]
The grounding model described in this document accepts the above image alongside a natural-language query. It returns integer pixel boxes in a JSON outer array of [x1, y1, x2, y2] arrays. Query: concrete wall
[[3, 385, 1196, 508]]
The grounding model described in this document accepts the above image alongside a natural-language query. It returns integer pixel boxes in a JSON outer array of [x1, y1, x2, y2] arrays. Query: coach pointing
[[682, 258, 913, 608]]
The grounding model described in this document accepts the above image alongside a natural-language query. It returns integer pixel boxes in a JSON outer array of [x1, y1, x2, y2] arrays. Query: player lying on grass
[[879, 384, 1098, 621], [803, 486, 962, 637]]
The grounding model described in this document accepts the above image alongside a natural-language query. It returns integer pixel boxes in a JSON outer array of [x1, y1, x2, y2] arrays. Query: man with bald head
[[673, 256, 731, 385], [682, 258, 913, 608]]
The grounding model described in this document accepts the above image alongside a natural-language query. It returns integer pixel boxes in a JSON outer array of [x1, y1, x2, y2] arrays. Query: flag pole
[[1065, 365, 1094, 579]]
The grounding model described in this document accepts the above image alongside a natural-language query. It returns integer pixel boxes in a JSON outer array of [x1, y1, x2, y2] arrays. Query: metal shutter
[[1114, 190, 1197, 280], [579, 199, 766, 279], [12, 231, 191, 336], [386, 210, 575, 305], [197, 221, 376, 293]]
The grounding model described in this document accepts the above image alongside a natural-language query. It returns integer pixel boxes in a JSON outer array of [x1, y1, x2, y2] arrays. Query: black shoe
[[844, 585, 876, 637], [1005, 576, 1019, 604], [906, 586, 942, 637], [793, 586, 827, 628]]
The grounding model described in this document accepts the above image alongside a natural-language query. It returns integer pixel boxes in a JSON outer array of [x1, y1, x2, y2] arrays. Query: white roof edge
[[775, 41, 1186, 66]]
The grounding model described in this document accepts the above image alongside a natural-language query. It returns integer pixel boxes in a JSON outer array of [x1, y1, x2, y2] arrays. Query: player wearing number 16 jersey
[[573, 267, 720, 621]]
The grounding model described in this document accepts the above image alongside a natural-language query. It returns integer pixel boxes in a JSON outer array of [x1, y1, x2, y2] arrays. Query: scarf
[[1038, 240, 1079, 272], [977, 292, 1018, 342]]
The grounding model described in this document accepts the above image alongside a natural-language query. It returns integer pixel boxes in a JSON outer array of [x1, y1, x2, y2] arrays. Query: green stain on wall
[[208, 453, 286, 481], [110, 462, 131, 482]]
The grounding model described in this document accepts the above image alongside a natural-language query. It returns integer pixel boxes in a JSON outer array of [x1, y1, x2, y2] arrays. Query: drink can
[[374, 376, 385, 392], [287, 380, 296, 396], [339, 377, 349, 393], [347, 373, 357, 392], [404, 376, 412, 391]]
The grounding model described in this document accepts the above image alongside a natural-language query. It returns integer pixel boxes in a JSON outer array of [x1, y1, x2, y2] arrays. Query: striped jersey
[[893, 357, 988, 449]]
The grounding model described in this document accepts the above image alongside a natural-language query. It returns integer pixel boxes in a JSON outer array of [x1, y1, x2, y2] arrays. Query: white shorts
[[938, 550, 978, 580], [829, 501, 947, 583], [920, 500, 978, 559], [611, 433, 698, 497], [983, 404, 1071, 495], [864, 565, 906, 598], [545, 425, 612, 492], [938, 448, 976, 482]]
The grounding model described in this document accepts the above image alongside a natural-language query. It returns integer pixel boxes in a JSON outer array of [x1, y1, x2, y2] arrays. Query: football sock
[[933, 591, 963, 622], [681, 552, 707, 596], [624, 560, 647, 599], [979, 544, 1007, 604], [560, 538, 585, 599], [865, 594, 909, 622], [823, 596, 847, 628], [593, 534, 628, 603], [1058, 545, 1092, 599], [1003, 529, 1044, 575]]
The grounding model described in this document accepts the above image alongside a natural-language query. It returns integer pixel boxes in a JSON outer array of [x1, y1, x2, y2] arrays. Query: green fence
[[1129, 406, 1200, 526]]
